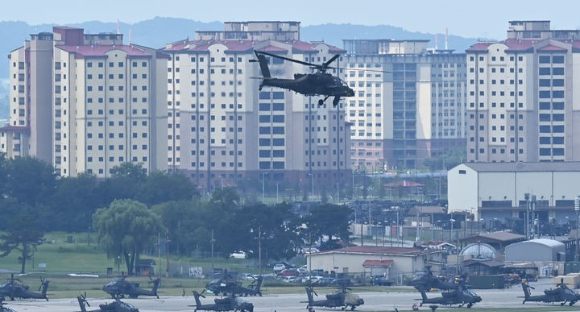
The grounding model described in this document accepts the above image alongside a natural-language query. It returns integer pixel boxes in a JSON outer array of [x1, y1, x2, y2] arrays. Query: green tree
[[100, 163, 148, 202], [49, 173, 103, 231], [93, 199, 164, 275], [137, 171, 199, 206], [304, 203, 352, 250], [229, 202, 301, 261], [5, 156, 57, 206], [0, 205, 45, 273]]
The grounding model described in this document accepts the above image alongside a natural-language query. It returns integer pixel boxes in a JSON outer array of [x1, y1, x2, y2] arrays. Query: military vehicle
[[77, 293, 139, 312], [102, 276, 160, 299], [408, 266, 459, 291], [416, 280, 482, 308], [191, 290, 254, 312], [304, 284, 364, 311], [206, 274, 262, 297], [521, 278, 580, 306], [251, 51, 354, 107], [0, 274, 49, 301]]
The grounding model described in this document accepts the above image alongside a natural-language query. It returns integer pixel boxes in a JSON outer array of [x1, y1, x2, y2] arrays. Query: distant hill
[[0, 18, 481, 119]]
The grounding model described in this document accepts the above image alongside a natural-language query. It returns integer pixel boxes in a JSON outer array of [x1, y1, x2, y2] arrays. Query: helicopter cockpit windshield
[[332, 76, 348, 87]]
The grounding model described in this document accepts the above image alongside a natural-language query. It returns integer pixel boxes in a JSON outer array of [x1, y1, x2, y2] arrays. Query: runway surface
[[4, 278, 577, 311]]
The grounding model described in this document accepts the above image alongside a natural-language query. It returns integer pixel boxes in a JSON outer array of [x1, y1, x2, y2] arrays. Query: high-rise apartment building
[[163, 21, 351, 194], [1, 26, 168, 177], [466, 20, 580, 162], [343, 40, 467, 170]]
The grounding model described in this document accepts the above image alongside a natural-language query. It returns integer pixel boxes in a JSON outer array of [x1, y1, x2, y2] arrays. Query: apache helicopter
[[407, 266, 459, 291], [415, 279, 482, 308], [205, 272, 240, 296], [521, 278, 580, 306], [304, 283, 364, 311], [251, 50, 354, 107], [102, 276, 161, 299], [0, 274, 49, 301], [77, 293, 139, 312], [236, 276, 263, 297], [206, 274, 262, 297], [191, 290, 254, 312]]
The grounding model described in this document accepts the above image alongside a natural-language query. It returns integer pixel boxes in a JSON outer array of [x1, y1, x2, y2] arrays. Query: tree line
[[0, 154, 352, 274]]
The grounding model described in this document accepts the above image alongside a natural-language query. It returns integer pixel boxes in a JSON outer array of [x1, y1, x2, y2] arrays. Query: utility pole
[[574, 196, 580, 261]]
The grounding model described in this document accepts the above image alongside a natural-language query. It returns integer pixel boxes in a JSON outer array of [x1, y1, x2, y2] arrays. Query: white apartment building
[[1, 26, 168, 177], [343, 40, 467, 170], [466, 20, 580, 162], [163, 21, 351, 194]]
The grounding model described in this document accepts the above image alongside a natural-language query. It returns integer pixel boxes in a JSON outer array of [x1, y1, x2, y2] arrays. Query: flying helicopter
[[521, 278, 580, 306], [0, 274, 49, 301], [102, 276, 160, 299], [304, 283, 364, 311], [190, 290, 254, 312], [251, 50, 354, 107], [77, 293, 139, 312], [415, 278, 481, 308]]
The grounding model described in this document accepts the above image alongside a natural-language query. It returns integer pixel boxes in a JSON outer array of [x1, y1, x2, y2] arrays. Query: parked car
[[273, 263, 286, 272], [371, 276, 393, 286], [277, 268, 300, 277]]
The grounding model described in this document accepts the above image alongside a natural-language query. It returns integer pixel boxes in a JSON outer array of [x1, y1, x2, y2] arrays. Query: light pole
[[575, 196, 580, 261], [261, 173, 265, 201]]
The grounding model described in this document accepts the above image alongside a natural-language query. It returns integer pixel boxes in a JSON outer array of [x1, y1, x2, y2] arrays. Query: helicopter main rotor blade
[[322, 54, 340, 69], [255, 50, 318, 68]]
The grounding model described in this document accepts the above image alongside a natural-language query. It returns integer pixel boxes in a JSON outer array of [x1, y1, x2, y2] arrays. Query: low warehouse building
[[505, 239, 565, 262], [307, 246, 445, 284]]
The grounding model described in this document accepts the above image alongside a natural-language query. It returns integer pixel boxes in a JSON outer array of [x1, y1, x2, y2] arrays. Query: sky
[[2, 0, 580, 40]]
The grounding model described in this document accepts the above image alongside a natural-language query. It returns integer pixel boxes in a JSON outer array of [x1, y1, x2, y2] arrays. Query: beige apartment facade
[[163, 22, 351, 195], [466, 20, 580, 162], [343, 39, 467, 170], [1, 26, 168, 177]]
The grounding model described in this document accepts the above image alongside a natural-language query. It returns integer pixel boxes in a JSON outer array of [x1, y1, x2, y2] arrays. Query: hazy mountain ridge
[[0, 18, 482, 119]]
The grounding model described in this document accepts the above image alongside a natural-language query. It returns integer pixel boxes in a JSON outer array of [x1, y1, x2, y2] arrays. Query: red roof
[[164, 39, 344, 54], [362, 260, 393, 268], [467, 38, 576, 53], [537, 44, 568, 51], [57, 45, 152, 57]]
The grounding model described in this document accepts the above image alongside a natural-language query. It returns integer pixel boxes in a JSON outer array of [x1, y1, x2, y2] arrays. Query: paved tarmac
[[4, 278, 577, 311]]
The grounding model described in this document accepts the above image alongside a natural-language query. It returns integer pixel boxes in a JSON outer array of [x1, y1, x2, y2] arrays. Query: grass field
[[0, 232, 377, 298]]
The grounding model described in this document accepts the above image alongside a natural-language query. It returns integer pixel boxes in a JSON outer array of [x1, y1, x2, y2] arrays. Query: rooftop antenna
[[445, 27, 449, 50], [116, 20, 120, 35], [129, 29, 132, 45], [435, 34, 438, 50]]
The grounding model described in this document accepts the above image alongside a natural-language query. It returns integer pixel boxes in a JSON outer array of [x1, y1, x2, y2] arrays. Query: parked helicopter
[[77, 293, 139, 312], [0, 274, 49, 301], [205, 272, 240, 296], [251, 50, 354, 107], [416, 281, 482, 308], [191, 290, 254, 312], [521, 278, 580, 306], [408, 266, 459, 291], [102, 276, 160, 299], [304, 284, 364, 311], [236, 276, 263, 297]]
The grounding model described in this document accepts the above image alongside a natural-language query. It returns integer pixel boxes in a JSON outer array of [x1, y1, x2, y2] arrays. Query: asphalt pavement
[[3, 278, 577, 311]]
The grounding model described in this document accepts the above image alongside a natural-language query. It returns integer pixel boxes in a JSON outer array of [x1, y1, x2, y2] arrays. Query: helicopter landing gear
[[318, 96, 330, 106]]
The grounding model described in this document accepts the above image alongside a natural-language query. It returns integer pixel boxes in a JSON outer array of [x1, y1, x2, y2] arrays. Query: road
[[4, 278, 580, 311]]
